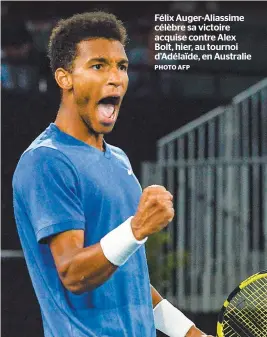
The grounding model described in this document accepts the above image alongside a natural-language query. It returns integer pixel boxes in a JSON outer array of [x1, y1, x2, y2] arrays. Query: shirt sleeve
[[15, 146, 85, 243]]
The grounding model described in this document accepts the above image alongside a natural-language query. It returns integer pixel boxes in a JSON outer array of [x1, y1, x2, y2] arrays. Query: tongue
[[98, 104, 114, 118]]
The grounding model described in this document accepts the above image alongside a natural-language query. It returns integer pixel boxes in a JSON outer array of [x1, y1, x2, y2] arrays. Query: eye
[[119, 64, 128, 71], [92, 64, 103, 70]]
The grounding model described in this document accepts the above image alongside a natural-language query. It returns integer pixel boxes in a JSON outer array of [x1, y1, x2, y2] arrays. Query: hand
[[186, 325, 214, 337], [131, 185, 174, 240], [185, 326, 216, 337]]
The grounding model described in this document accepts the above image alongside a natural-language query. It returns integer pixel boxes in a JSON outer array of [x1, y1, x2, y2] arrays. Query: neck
[[54, 99, 104, 151]]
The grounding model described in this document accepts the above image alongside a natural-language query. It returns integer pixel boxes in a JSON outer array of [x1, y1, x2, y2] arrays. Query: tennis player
[[13, 12, 213, 337]]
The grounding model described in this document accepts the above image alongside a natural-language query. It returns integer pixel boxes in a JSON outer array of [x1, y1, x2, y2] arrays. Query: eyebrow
[[87, 57, 129, 65]]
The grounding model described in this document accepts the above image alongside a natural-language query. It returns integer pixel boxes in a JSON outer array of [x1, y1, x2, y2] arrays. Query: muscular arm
[[49, 185, 174, 295], [49, 230, 117, 294]]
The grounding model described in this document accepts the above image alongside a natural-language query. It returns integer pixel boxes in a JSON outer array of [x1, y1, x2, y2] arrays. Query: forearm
[[151, 284, 163, 308], [151, 285, 208, 337], [52, 217, 147, 294], [58, 243, 117, 294]]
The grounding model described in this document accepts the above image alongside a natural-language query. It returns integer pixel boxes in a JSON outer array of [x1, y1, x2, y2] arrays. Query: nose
[[107, 68, 123, 87]]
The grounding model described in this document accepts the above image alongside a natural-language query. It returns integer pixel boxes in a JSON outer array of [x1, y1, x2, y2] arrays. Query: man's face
[[70, 38, 129, 134]]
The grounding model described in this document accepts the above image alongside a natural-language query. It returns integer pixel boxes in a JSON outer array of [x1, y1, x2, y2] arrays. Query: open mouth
[[98, 96, 120, 106], [97, 96, 120, 123]]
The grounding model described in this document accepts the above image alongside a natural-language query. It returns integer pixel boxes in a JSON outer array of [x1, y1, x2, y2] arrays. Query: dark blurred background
[[2, 1, 267, 336]]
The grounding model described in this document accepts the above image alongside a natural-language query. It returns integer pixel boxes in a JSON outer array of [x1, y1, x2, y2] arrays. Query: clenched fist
[[131, 185, 174, 241]]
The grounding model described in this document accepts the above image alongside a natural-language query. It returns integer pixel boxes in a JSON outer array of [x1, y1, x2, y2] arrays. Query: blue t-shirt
[[12, 123, 156, 337]]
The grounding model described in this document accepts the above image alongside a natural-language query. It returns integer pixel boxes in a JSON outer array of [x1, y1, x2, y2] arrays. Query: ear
[[54, 68, 73, 90]]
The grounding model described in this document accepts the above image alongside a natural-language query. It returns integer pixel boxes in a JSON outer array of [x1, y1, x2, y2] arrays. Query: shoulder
[[20, 124, 73, 164], [13, 145, 78, 191], [18, 145, 73, 171]]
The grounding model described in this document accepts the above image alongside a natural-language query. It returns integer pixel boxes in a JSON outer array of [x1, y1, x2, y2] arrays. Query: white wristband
[[100, 216, 147, 266], [153, 299, 195, 337]]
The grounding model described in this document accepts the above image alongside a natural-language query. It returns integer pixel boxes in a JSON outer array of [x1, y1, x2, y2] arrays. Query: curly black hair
[[48, 11, 128, 74]]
